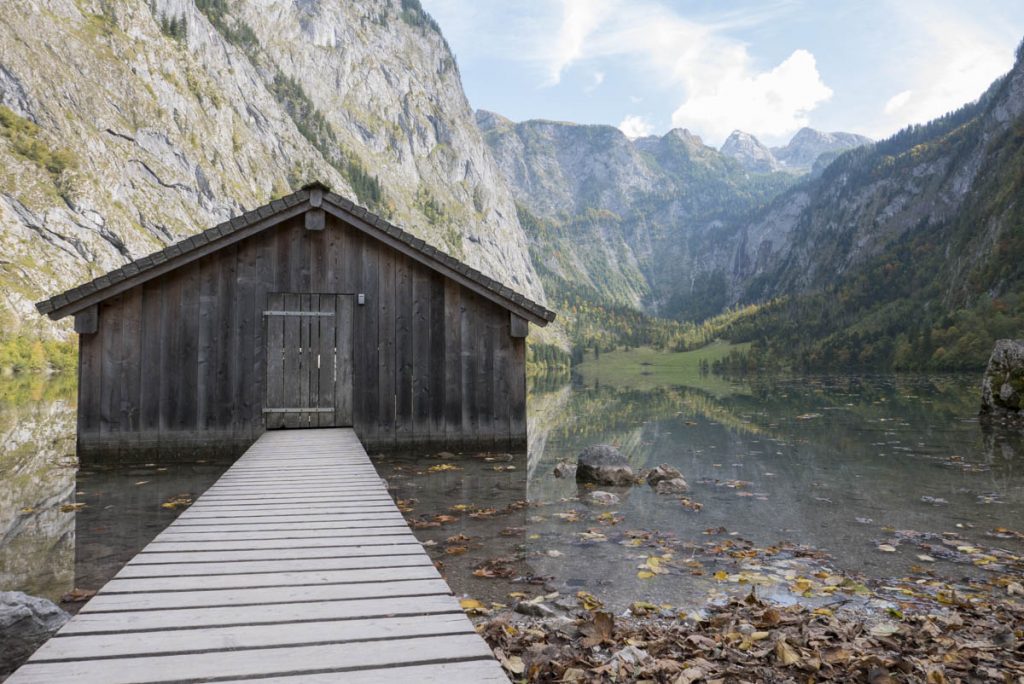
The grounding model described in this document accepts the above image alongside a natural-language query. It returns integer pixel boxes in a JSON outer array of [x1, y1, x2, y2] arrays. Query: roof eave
[[320, 197, 553, 326]]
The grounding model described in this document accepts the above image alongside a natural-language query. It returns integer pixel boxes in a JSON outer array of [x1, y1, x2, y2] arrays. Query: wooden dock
[[8, 429, 508, 683]]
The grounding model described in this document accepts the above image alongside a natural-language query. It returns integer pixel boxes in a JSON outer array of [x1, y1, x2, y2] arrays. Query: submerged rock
[[553, 461, 577, 478], [646, 464, 683, 486], [588, 490, 620, 506], [514, 601, 557, 618], [0, 591, 69, 678], [655, 478, 689, 495], [981, 340, 1024, 426], [576, 445, 634, 486]]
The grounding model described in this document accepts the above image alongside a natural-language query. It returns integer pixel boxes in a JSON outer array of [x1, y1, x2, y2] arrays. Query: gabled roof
[[36, 182, 555, 326]]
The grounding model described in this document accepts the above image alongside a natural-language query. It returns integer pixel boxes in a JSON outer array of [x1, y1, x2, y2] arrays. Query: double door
[[263, 293, 353, 429]]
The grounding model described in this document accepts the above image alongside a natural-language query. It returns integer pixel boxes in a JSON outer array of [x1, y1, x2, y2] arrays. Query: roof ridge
[[35, 184, 556, 325]]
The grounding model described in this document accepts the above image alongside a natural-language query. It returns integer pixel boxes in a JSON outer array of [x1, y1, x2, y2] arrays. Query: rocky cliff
[[476, 111, 794, 321], [720, 130, 781, 174], [0, 0, 544, 354], [718, 40, 1024, 369], [771, 127, 872, 172]]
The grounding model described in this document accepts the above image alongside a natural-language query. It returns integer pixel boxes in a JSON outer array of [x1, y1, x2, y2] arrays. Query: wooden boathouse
[[36, 182, 555, 459]]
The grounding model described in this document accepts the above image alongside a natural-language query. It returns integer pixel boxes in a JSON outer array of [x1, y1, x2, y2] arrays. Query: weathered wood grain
[[7, 429, 506, 684]]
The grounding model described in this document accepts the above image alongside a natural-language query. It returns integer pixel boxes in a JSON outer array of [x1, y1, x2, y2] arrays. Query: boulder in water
[[981, 340, 1024, 424], [646, 464, 683, 486], [655, 478, 689, 495], [576, 445, 635, 486], [0, 591, 69, 678]]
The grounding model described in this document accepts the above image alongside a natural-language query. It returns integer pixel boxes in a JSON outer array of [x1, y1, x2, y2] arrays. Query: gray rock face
[[0, 0, 545, 346], [981, 340, 1024, 417], [720, 130, 781, 173], [477, 112, 796, 316], [576, 445, 634, 486], [0, 591, 69, 677], [771, 127, 872, 172]]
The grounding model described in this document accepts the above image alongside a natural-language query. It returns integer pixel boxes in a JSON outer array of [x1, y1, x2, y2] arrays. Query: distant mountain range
[[0, 0, 1019, 373], [481, 40, 1024, 369]]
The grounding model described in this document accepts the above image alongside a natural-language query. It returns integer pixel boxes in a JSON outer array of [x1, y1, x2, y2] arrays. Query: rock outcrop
[[981, 340, 1024, 422], [720, 130, 781, 174], [0, 0, 544, 346], [771, 127, 872, 172]]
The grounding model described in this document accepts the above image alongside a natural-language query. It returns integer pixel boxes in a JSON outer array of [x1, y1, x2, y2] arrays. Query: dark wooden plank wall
[[77, 214, 528, 459]]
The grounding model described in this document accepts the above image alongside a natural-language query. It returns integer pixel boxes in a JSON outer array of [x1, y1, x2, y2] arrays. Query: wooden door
[[263, 293, 354, 429]]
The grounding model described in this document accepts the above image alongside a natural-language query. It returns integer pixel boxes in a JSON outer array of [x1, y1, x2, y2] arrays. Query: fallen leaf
[[459, 598, 488, 615], [775, 637, 801, 666], [577, 590, 603, 611]]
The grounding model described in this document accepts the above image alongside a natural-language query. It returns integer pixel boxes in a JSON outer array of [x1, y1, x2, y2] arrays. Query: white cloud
[[585, 71, 605, 92], [884, 90, 913, 115], [873, 2, 1019, 134], [544, 0, 610, 86], [536, 0, 833, 145], [671, 49, 832, 143], [618, 114, 654, 138]]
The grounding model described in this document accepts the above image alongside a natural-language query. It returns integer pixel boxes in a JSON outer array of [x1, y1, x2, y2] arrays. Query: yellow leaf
[[637, 570, 655, 580], [459, 598, 488, 615], [576, 591, 603, 610], [713, 570, 728, 581]]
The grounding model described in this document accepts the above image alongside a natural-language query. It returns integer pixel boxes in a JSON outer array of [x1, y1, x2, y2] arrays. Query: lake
[[2, 369, 1023, 614]]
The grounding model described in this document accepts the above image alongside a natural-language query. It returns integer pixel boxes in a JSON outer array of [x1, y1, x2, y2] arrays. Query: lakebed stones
[[553, 461, 577, 478], [646, 464, 683, 486], [655, 478, 689, 495], [588, 490, 620, 506], [575, 445, 635, 486], [646, 464, 688, 494], [0, 591, 69, 677], [981, 339, 1024, 427]]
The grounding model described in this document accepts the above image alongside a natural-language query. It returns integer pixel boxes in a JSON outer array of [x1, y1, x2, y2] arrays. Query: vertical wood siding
[[77, 214, 528, 458]]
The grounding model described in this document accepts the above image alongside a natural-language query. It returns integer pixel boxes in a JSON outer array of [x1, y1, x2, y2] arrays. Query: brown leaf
[[775, 637, 801, 666], [579, 611, 614, 647], [61, 588, 97, 602]]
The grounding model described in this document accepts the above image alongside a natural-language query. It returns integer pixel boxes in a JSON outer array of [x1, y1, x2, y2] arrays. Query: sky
[[421, 0, 1024, 147]]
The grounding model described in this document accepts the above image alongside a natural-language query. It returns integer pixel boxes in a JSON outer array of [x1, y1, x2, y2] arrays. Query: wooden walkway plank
[[61, 594, 468, 634], [9, 634, 498, 684], [7, 428, 507, 684]]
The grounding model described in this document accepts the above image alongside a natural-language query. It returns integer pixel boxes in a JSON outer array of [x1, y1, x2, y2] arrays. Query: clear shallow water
[[2, 372, 1023, 613]]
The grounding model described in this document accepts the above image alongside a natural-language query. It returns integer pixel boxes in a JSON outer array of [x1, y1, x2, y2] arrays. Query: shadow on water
[[3, 370, 1024, 615]]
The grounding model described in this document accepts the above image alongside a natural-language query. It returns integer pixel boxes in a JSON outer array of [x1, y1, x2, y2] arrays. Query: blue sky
[[422, 0, 1024, 147]]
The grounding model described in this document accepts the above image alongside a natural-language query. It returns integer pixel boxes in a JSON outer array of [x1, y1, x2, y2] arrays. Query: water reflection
[[0, 375, 232, 611], [0, 375, 76, 603], [2, 371, 1023, 615]]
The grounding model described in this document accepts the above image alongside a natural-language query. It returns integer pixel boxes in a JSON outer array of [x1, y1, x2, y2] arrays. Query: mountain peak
[[474, 109, 514, 131], [720, 130, 781, 173], [772, 128, 872, 171]]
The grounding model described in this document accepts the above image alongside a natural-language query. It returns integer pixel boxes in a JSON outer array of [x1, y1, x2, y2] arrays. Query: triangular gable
[[36, 182, 555, 326]]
